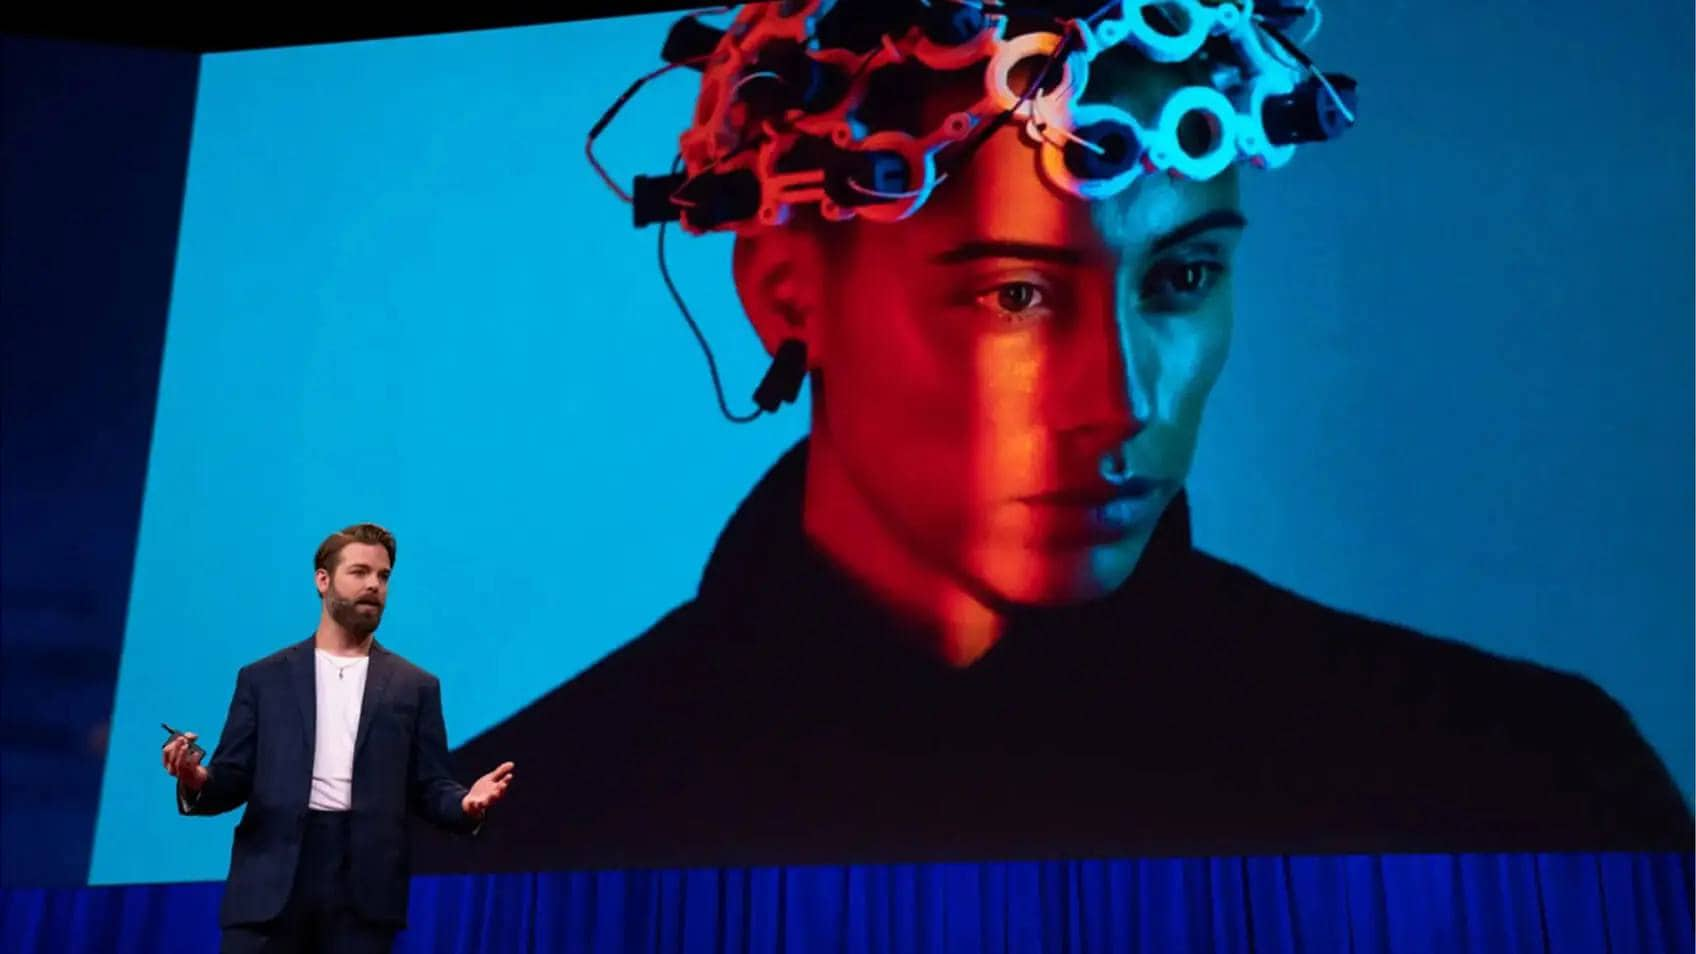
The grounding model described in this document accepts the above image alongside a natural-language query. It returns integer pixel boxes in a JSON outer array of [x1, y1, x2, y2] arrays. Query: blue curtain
[[3, 854, 1690, 953]]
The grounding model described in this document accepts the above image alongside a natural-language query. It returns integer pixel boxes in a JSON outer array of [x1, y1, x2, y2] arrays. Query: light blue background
[[90, 0, 1692, 885]]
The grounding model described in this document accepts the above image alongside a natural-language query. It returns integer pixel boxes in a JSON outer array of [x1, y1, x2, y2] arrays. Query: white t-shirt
[[308, 649, 370, 811]]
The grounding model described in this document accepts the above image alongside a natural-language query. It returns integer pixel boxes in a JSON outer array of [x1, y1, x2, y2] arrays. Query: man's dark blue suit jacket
[[180, 638, 476, 928]]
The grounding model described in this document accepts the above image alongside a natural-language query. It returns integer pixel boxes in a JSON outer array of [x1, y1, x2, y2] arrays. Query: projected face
[[738, 57, 1242, 622], [315, 543, 392, 635]]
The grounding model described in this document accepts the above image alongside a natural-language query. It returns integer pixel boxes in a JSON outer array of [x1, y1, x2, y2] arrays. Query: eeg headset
[[586, 0, 1358, 422]]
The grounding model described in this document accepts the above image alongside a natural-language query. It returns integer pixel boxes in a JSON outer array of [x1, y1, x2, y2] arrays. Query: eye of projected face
[[1139, 259, 1226, 314], [976, 280, 1053, 326]]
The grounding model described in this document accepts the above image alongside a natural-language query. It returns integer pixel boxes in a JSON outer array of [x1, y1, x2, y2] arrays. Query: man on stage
[[161, 522, 514, 952]]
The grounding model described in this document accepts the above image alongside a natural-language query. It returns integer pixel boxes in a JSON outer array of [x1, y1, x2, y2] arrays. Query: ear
[[732, 229, 827, 366], [314, 568, 330, 598]]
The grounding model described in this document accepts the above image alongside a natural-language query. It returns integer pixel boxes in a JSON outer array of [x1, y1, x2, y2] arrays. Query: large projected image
[[88, 0, 1691, 885]]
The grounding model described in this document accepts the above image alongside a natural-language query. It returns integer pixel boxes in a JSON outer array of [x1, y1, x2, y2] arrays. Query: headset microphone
[[753, 339, 809, 413]]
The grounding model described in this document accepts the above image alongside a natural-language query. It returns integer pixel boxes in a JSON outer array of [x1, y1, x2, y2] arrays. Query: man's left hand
[[462, 761, 515, 820]]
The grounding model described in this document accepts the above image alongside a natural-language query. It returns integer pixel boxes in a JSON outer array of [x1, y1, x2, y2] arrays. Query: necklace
[[320, 652, 366, 680]]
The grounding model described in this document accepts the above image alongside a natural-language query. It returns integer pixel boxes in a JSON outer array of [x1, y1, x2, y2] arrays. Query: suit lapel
[[290, 637, 316, 750], [353, 641, 395, 765]]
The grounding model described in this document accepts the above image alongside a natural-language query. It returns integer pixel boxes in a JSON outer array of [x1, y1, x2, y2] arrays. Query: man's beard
[[328, 594, 384, 635]]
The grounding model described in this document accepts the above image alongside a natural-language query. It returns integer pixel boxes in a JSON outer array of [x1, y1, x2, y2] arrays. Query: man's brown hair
[[314, 523, 397, 575]]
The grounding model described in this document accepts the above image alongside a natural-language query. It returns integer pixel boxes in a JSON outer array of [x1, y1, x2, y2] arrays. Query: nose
[[1055, 299, 1145, 460], [1099, 444, 1136, 482]]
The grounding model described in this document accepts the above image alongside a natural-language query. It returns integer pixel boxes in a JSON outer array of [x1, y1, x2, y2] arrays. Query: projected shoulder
[[1191, 551, 1621, 716], [1190, 550, 1689, 846]]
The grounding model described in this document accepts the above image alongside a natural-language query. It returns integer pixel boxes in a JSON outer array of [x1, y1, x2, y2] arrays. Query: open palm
[[461, 761, 514, 819]]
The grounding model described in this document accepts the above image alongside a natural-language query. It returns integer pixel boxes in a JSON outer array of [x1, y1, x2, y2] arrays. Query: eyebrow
[[932, 240, 1087, 266], [1149, 209, 1248, 254], [931, 209, 1249, 265]]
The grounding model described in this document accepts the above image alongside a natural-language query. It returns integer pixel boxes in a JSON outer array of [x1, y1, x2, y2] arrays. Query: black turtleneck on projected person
[[413, 441, 1693, 874]]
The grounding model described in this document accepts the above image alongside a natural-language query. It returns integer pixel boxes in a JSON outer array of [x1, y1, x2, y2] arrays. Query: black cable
[[939, 25, 1068, 177], [587, 51, 763, 423], [938, 0, 1119, 178], [657, 158, 762, 425], [1254, 17, 1356, 124], [1256, 18, 1316, 68], [586, 58, 706, 202]]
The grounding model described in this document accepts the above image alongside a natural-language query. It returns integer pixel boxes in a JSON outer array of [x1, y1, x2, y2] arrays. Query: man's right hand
[[162, 732, 209, 792]]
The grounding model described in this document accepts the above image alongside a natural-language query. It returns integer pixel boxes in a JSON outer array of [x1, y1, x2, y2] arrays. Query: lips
[[1023, 476, 1165, 508], [1017, 477, 1174, 545]]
